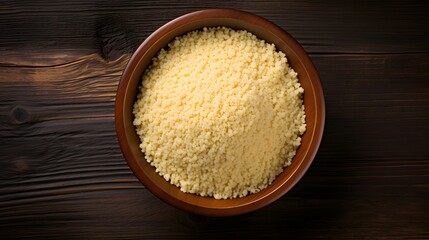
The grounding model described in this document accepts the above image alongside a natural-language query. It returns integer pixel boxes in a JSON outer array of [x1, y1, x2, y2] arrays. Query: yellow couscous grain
[[133, 27, 306, 199]]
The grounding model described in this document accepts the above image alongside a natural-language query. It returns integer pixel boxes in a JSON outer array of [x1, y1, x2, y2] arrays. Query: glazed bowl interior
[[115, 9, 325, 216]]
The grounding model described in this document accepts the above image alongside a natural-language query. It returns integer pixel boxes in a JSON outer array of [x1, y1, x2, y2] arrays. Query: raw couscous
[[133, 27, 306, 199]]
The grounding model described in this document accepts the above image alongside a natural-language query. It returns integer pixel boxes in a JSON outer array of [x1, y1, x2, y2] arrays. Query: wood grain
[[0, 0, 428, 239], [1, 0, 428, 64]]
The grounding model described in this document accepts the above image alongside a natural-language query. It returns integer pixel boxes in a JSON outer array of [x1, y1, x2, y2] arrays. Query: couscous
[[133, 27, 306, 199]]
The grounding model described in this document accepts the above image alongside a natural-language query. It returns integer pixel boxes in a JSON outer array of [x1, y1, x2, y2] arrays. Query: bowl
[[115, 8, 325, 216]]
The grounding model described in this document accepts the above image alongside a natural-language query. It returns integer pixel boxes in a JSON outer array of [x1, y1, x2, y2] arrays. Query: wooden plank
[[0, 190, 428, 239], [0, 50, 428, 238], [1, 0, 428, 66], [0, 54, 139, 206], [1, 1, 428, 237]]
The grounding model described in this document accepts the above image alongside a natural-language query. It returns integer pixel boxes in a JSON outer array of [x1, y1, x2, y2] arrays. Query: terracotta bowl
[[115, 8, 325, 216]]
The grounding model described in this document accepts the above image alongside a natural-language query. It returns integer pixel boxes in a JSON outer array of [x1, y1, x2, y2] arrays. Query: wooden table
[[1, 1, 428, 239]]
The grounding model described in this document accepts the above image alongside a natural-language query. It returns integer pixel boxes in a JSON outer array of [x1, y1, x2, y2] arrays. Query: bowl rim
[[115, 8, 325, 216]]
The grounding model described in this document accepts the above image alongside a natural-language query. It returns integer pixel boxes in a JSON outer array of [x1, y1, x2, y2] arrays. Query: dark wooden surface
[[0, 1, 428, 239]]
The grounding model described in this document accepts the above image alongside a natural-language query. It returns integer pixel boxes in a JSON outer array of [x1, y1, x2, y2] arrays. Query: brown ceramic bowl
[[115, 8, 325, 216]]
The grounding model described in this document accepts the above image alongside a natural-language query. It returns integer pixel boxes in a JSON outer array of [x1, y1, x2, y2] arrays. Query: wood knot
[[9, 105, 31, 124], [96, 16, 136, 61], [14, 159, 30, 172]]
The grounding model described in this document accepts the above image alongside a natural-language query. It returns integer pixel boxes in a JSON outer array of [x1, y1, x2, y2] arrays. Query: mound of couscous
[[133, 27, 306, 199]]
